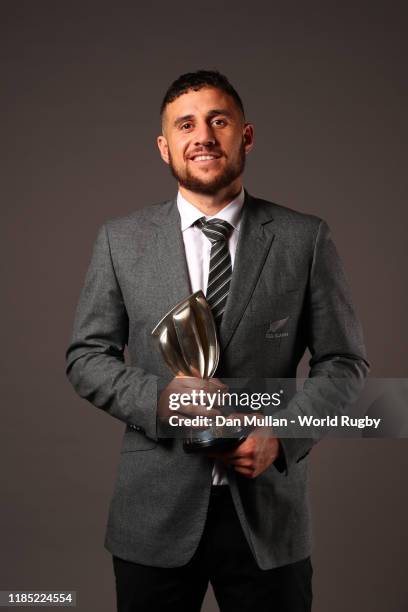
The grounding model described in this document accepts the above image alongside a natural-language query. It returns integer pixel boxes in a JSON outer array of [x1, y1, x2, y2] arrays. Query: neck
[[179, 179, 243, 215]]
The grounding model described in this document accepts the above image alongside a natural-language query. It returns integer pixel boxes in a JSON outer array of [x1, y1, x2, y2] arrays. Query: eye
[[180, 122, 193, 131], [212, 118, 227, 127]]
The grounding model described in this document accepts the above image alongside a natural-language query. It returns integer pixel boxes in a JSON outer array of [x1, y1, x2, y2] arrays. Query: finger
[[207, 377, 229, 390], [176, 377, 225, 390], [174, 377, 205, 390], [225, 440, 256, 458], [178, 405, 221, 418], [234, 466, 256, 477], [207, 445, 253, 460], [223, 458, 254, 469]]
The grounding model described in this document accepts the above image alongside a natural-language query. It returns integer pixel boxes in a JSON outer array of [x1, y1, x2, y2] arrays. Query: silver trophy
[[152, 291, 246, 452]]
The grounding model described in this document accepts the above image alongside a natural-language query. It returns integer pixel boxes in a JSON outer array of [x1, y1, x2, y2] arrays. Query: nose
[[194, 121, 216, 147]]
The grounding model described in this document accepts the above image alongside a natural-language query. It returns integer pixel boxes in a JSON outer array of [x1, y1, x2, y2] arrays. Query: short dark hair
[[160, 70, 245, 118]]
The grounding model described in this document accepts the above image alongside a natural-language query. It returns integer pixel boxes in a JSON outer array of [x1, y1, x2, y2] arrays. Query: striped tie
[[197, 217, 233, 323]]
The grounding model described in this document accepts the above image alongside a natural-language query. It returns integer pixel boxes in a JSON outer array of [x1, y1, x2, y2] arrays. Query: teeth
[[193, 155, 217, 161]]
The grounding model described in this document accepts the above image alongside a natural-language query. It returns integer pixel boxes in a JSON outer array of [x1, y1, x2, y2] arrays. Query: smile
[[189, 154, 221, 162]]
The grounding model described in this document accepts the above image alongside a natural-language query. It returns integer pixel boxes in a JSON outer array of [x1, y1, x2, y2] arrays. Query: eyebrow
[[173, 109, 233, 127]]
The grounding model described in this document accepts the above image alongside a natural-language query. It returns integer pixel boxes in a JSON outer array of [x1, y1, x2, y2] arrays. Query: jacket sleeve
[[65, 224, 164, 441], [274, 219, 370, 473]]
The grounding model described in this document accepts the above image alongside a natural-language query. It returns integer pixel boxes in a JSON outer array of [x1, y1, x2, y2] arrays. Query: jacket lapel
[[148, 193, 275, 353], [150, 199, 191, 315], [219, 192, 275, 351]]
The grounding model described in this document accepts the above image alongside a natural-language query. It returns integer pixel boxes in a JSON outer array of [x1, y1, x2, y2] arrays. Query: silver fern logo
[[265, 317, 289, 339]]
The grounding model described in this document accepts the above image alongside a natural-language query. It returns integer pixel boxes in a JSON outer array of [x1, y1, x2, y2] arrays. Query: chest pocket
[[248, 287, 303, 323]]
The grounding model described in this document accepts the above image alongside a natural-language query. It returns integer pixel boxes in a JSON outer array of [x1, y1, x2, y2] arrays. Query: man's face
[[157, 87, 254, 196]]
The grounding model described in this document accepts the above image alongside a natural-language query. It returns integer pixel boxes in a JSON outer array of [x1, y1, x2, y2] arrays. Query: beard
[[168, 143, 246, 196]]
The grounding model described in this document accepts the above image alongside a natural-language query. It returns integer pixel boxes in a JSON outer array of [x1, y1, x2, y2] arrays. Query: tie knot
[[196, 217, 233, 243]]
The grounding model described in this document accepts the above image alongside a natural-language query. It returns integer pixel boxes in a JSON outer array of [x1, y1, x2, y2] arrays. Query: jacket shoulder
[[248, 196, 325, 245], [104, 200, 174, 237], [253, 196, 323, 230]]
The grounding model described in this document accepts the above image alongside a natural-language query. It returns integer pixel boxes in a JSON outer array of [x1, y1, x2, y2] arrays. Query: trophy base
[[183, 425, 247, 453]]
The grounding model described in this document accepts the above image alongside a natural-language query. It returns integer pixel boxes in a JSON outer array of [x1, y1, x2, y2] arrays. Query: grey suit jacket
[[65, 191, 369, 569]]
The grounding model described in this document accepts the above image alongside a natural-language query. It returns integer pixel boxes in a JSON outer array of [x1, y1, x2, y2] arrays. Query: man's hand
[[158, 375, 227, 425], [209, 422, 281, 478]]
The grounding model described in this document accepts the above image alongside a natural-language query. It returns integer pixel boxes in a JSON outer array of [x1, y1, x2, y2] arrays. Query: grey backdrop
[[2, 2, 407, 611]]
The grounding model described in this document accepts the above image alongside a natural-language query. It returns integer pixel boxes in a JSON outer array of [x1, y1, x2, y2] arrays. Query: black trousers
[[113, 486, 312, 612]]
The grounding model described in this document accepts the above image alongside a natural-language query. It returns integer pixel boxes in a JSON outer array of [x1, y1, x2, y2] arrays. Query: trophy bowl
[[152, 291, 246, 452]]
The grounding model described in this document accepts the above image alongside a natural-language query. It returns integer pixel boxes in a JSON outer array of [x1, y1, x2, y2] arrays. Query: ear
[[157, 135, 170, 164], [243, 123, 255, 154]]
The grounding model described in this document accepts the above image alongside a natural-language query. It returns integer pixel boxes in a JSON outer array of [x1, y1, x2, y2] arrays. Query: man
[[65, 71, 369, 611]]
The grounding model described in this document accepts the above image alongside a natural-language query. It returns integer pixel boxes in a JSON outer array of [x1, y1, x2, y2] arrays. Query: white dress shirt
[[177, 188, 245, 485]]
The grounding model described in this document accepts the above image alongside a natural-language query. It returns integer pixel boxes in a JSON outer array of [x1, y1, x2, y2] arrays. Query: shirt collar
[[177, 188, 245, 232]]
